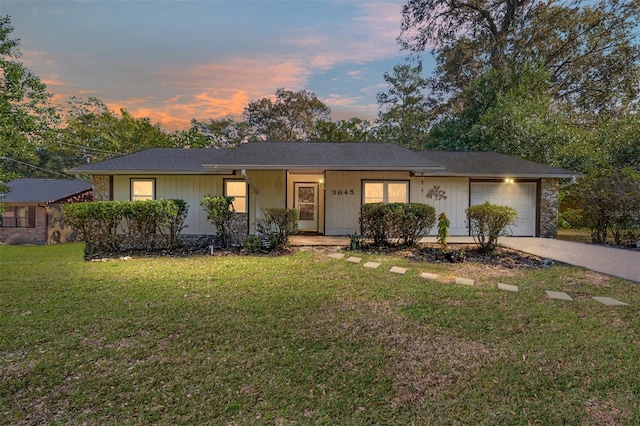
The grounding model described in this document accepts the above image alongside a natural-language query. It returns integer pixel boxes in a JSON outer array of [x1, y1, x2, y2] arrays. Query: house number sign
[[330, 189, 356, 196]]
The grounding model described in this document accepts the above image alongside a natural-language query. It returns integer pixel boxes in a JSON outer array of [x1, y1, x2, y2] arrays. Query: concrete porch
[[289, 234, 350, 247]]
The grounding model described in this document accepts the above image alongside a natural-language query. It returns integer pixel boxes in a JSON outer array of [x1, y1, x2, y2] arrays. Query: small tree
[[571, 167, 640, 245], [200, 195, 235, 248], [466, 202, 519, 254], [436, 212, 450, 252]]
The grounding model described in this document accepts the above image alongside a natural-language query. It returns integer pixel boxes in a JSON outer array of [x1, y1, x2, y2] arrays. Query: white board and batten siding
[[113, 175, 224, 235], [470, 182, 537, 237], [413, 177, 469, 236], [113, 172, 288, 236], [324, 171, 470, 236]]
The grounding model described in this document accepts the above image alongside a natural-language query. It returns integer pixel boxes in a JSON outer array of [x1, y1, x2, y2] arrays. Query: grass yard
[[1, 243, 639, 425]]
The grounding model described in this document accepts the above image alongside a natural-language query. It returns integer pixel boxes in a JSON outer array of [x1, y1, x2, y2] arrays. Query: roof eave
[[203, 165, 446, 172], [414, 172, 579, 178], [66, 169, 233, 175]]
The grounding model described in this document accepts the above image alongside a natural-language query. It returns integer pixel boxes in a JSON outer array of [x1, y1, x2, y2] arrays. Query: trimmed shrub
[[256, 208, 299, 251], [64, 199, 189, 255], [201, 195, 235, 248], [360, 202, 436, 247], [395, 203, 437, 246], [159, 199, 189, 249], [466, 202, 519, 254]]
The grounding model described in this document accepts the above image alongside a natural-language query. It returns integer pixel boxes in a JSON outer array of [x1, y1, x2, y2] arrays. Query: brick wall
[[0, 203, 46, 245]]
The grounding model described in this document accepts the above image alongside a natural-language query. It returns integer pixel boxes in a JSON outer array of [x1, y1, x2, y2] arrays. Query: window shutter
[[29, 206, 36, 228]]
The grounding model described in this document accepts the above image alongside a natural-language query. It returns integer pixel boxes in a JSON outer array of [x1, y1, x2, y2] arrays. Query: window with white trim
[[363, 181, 409, 204], [131, 179, 155, 201], [225, 180, 248, 213]]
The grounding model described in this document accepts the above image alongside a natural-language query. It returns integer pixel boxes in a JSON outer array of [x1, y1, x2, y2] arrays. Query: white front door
[[295, 183, 318, 232]]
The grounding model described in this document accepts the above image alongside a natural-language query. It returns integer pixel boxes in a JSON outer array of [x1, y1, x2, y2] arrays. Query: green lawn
[[1, 244, 639, 425]]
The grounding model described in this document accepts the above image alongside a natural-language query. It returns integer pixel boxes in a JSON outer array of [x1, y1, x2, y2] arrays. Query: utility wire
[[0, 156, 71, 178]]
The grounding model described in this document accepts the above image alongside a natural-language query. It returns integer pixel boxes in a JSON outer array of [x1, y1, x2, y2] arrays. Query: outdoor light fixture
[[504, 178, 514, 185]]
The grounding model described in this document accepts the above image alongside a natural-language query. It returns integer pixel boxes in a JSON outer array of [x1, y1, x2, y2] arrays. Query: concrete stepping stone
[[455, 277, 475, 286], [420, 272, 439, 280], [389, 266, 407, 275], [363, 261, 381, 269], [327, 253, 345, 260], [592, 296, 629, 306], [497, 283, 519, 292], [546, 290, 573, 301], [346, 256, 362, 264]]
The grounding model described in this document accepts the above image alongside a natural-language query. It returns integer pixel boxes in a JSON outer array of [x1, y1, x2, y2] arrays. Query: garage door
[[470, 182, 537, 237]]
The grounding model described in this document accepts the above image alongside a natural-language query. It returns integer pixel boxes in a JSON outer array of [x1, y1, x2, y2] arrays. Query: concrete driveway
[[500, 237, 640, 283]]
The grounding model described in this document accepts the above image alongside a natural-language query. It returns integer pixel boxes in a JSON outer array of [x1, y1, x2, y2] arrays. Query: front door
[[295, 183, 318, 232]]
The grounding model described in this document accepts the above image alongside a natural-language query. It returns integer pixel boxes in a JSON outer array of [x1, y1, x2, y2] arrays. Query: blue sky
[[3, 0, 433, 130]]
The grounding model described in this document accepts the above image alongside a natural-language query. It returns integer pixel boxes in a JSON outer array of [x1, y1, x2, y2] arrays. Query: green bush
[[65, 200, 189, 255], [243, 235, 264, 254], [466, 202, 519, 254], [570, 167, 640, 245], [158, 199, 189, 249], [359, 202, 436, 247], [395, 203, 437, 246], [200, 195, 235, 248], [256, 208, 299, 251]]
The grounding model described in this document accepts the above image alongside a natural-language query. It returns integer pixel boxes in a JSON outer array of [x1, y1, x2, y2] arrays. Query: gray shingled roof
[[67, 148, 229, 174], [418, 151, 576, 178], [1, 179, 92, 203], [65, 143, 576, 178], [203, 142, 444, 171]]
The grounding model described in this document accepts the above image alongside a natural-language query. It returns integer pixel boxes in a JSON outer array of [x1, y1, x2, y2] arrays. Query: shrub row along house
[[67, 142, 576, 240], [0, 179, 92, 244]]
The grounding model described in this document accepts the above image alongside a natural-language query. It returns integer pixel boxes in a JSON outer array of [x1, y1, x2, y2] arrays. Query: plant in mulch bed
[[435, 212, 465, 263], [348, 233, 362, 250]]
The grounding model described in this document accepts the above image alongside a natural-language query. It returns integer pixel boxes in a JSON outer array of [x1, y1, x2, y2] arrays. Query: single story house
[[67, 142, 576, 239], [0, 178, 93, 245]]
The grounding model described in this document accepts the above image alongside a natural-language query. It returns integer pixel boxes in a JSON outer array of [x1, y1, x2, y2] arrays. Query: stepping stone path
[[327, 253, 345, 260], [592, 296, 629, 306], [497, 283, 519, 292], [546, 290, 573, 301], [420, 272, 439, 281], [455, 277, 475, 286], [325, 252, 631, 307]]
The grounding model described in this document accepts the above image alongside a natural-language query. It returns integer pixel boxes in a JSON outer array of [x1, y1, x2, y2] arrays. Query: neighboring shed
[[0, 179, 92, 245]]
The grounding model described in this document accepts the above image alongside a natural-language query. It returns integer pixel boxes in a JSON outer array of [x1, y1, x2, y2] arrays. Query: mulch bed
[[367, 243, 547, 270]]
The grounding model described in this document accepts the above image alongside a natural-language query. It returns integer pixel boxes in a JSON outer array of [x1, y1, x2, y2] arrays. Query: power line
[[0, 156, 71, 178]]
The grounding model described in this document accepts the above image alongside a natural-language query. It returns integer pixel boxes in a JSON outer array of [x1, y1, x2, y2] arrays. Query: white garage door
[[470, 182, 537, 237]]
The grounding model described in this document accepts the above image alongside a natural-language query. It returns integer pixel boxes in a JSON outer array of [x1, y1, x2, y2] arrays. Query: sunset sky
[[3, 0, 433, 131]]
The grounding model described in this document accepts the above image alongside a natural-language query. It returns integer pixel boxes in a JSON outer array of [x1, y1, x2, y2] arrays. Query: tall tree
[[399, 0, 640, 122], [313, 117, 373, 142], [188, 116, 251, 148], [243, 88, 331, 141], [376, 60, 435, 149], [61, 97, 174, 164], [0, 15, 59, 181]]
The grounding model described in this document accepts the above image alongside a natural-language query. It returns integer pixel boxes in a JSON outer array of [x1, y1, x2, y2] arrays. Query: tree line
[[2, 1, 640, 179]]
